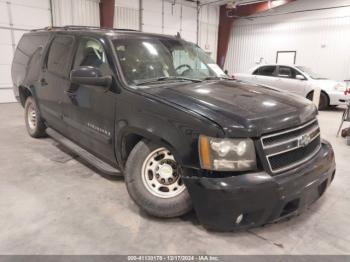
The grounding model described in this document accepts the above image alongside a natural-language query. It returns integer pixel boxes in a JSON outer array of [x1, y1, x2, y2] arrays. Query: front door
[[253, 65, 277, 88], [275, 66, 306, 95], [62, 37, 117, 164]]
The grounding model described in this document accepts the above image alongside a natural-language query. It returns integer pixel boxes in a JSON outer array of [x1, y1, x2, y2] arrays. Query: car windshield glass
[[113, 38, 227, 86], [296, 66, 326, 80]]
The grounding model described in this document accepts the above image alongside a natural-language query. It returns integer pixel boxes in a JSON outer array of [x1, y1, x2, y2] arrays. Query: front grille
[[260, 119, 321, 174]]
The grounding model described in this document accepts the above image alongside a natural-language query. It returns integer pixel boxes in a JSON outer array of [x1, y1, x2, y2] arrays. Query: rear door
[[275, 66, 307, 95], [62, 36, 117, 164], [38, 34, 75, 133]]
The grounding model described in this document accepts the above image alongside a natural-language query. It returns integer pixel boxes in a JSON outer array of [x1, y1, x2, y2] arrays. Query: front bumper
[[328, 91, 349, 106], [183, 140, 335, 231]]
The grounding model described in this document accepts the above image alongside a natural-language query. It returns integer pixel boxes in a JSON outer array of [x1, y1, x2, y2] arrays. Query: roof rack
[[31, 25, 139, 32]]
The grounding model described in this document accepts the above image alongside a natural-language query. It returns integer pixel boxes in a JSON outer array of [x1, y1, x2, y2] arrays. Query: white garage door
[[0, 0, 51, 103]]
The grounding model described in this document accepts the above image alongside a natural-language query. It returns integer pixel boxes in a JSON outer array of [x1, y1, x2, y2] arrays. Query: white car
[[235, 64, 348, 110]]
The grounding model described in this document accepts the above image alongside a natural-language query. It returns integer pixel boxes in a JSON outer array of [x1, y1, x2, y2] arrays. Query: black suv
[[12, 26, 335, 231]]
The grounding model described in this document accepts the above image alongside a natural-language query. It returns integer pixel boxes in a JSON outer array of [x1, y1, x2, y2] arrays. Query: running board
[[46, 128, 122, 176]]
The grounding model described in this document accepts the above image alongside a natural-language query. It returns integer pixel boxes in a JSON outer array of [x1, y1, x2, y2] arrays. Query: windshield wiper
[[135, 76, 202, 86]]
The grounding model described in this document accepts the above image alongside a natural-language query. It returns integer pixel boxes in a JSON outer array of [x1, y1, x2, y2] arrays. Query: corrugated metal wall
[[114, 0, 219, 60], [114, 0, 139, 30], [225, 0, 350, 81], [0, 0, 51, 103], [52, 0, 100, 26], [198, 5, 219, 61]]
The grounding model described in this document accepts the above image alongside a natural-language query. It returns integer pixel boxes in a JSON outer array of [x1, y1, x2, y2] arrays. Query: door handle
[[40, 78, 48, 86]]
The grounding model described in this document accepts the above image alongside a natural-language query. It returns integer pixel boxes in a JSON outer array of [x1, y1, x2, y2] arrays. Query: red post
[[100, 0, 115, 28]]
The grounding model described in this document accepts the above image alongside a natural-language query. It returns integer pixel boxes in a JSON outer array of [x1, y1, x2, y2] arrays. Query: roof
[[30, 26, 180, 40], [255, 64, 302, 67]]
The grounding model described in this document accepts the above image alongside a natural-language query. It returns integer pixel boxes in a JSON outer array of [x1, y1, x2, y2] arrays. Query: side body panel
[[114, 89, 224, 170], [273, 66, 307, 96], [11, 32, 51, 103], [62, 34, 118, 165]]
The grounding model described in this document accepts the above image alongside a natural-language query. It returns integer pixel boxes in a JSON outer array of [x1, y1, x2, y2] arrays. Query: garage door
[[0, 0, 51, 103]]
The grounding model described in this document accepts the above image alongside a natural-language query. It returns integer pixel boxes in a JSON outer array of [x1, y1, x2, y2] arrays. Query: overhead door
[[0, 0, 51, 103]]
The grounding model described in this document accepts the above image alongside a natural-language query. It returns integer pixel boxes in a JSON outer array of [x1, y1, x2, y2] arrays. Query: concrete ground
[[0, 102, 349, 255]]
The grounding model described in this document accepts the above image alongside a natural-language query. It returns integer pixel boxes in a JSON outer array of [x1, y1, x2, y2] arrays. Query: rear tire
[[24, 96, 46, 138], [306, 91, 329, 110], [124, 140, 192, 218]]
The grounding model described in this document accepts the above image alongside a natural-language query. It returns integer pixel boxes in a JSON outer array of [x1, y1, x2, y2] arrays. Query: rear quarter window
[[12, 33, 50, 86]]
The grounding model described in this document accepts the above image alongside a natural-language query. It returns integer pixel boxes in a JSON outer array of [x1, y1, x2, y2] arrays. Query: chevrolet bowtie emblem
[[298, 134, 311, 147]]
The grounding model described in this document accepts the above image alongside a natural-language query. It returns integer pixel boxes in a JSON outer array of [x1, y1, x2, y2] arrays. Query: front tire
[[125, 140, 192, 218], [24, 96, 46, 138]]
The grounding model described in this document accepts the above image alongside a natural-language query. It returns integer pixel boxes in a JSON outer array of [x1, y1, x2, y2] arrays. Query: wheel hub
[[156, 161, 179, 185], [158, 163, 173, 179], [141, 148, 186, 198], [27, 104, 37, 130]]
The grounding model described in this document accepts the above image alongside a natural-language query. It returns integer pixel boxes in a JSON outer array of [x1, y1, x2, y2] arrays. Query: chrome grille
[[261, 119, 321, 174]]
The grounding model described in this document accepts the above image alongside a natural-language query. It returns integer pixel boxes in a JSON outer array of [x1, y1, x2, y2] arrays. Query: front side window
[[113, 38, 226, 86], [278, 66, 301, 79], [73, 38, 110, 75], [278, 66, 293, 78], [47, 35, 74, 76]]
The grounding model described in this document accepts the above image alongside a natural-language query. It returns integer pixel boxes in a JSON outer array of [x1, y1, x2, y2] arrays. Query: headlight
[[198, 135, 257, 171], [334, 83, 346, 92]]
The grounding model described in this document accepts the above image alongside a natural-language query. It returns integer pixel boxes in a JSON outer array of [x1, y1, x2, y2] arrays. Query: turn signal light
[[199, 136, 211, 170]]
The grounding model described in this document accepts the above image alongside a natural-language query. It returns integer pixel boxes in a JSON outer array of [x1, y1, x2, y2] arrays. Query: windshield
[[113, 37, 227, 86], [296, 66, 326, 80]]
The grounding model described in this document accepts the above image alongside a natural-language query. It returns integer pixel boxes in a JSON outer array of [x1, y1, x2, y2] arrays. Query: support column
[[216, 0, 295, 68], [100, 0, 115, 28]]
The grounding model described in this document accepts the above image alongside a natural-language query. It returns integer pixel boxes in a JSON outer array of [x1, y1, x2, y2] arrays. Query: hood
[[142, 80, 317, 137]]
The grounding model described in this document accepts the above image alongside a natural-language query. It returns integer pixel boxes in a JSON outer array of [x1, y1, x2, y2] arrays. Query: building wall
[[0, 0, 51, 103], [52, 0, 100, 26], [114, 0, 219, 60], [225, 0, 350, 81], [198, 4, 219, 61], [114, 0, 139, 30]]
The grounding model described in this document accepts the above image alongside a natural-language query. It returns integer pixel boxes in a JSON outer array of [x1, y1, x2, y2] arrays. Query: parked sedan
[[235, 64, 348, 110]]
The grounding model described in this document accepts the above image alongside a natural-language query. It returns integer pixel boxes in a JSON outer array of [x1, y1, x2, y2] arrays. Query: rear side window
[[47, 36, 74, 76], [253, 66, 276, 76]]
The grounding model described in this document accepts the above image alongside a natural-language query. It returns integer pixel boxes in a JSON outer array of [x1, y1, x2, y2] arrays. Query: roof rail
[[31, 25, 140, 32]]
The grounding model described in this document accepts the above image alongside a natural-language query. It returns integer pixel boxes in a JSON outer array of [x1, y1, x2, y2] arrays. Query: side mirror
[[70, 66, 112, 88], [296, 74, 306, 80]]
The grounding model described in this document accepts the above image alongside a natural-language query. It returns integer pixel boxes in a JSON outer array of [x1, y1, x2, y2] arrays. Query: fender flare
[[115, 125, 182, 170]]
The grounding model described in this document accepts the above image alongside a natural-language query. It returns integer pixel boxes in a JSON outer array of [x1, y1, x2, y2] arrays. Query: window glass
[[113, 38, 226, 85], [257, 66, 276, 76], [172, 49, 210, 76], [73, 38, 110, 75], [278, 66, 297, 78], [252, 68, 260, 75], [47, 36, 74, 76]]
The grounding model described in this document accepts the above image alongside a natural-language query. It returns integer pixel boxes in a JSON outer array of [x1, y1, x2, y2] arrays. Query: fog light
[[235, 214, 243, 224]]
